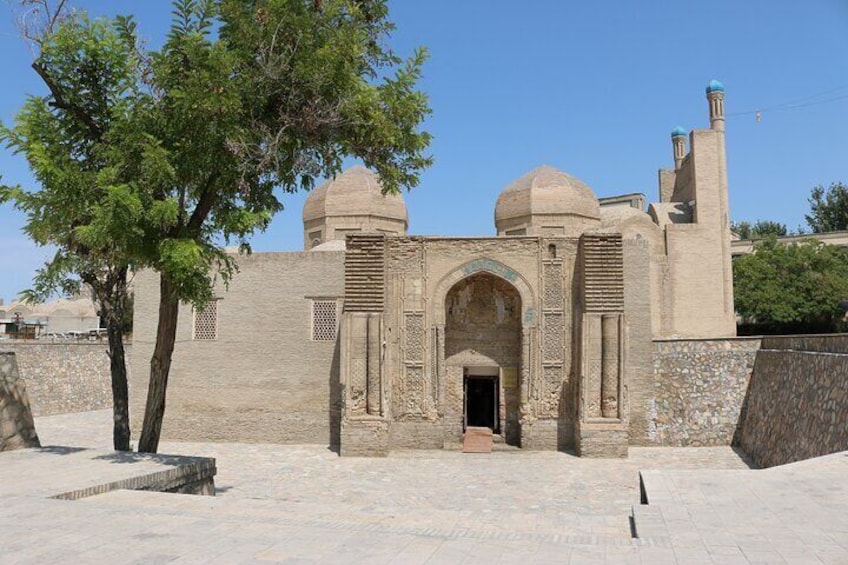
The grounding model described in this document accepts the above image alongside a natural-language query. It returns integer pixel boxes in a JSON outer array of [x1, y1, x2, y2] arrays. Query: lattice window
[[193, 299, 219, 340], [311, 300, 339, 341]]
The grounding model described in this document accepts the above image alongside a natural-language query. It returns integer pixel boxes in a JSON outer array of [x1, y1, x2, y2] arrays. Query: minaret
[[671, 126, 687, 170], [707, 79, 734, 333], [706, 79, 725, 131]]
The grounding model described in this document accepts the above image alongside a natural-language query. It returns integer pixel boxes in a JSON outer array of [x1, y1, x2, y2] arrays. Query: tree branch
[[185, 172, 220, 235], [32, 61, 103, 140], [19, 0, 70, 48]]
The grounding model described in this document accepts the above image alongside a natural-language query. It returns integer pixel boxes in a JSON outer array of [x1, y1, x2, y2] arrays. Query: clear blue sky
[[1, 0, 847, 302]]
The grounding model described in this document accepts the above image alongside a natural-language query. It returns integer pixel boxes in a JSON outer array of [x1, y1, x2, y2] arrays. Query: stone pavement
[[635, 452, 848, 564], [0, 409, 844, 564]]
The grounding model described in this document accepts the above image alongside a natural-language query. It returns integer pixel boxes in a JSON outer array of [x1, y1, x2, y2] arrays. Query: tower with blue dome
[[671, 126, 687, 170], [654, 79, 735, 338], [706, 79, 725, 131]]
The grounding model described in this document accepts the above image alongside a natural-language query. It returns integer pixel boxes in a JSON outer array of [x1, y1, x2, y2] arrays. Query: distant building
[[0, 297, 99, 338], [731, 230, 848, 256]]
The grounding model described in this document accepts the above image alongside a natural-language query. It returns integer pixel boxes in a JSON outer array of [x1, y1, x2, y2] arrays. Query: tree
[[134, 0, 432, 452], [731, 219, 787, 239], [733, 237, 848, 334], [1, 4, 153, 451], [806, 182, 848, 233], [3, 0, 431, 454]]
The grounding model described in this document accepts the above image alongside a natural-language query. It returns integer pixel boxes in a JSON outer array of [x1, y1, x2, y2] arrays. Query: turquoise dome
[[706, 79, 724, 94], [671, 126, 687, 138]]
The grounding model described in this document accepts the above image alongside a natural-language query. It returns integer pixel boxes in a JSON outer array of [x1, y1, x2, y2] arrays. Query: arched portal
[[444, 273, 522, 445]]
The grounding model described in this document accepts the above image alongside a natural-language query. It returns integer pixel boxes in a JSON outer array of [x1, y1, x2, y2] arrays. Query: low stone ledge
[[51, 453, 217, 500], [0, 447, 216, 500], [760, 333, 848, 354]]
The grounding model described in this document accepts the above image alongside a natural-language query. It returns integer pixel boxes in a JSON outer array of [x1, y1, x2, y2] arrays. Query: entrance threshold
[[462, 426, 493, 453]]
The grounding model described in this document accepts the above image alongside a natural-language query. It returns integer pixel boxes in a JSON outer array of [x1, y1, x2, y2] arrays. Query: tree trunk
[[106, 322, 131, 451], [85, 269, 132, 452], [138, 274, 180, 453]]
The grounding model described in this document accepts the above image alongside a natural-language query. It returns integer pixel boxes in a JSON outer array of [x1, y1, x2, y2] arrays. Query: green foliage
[[0, 13, 149, 306], [731, 220, 787, 240], [3, 0, 432, 452], [134, 0, 432, 306], [3, 0, 432, 309], [806, 182, 848, 233], [734, 237, 848, 333]]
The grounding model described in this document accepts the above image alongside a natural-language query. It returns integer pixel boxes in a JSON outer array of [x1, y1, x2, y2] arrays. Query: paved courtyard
[[0, 410, 844, 564]]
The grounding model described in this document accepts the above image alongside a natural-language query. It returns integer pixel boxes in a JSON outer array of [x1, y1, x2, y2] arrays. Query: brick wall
[[130, 251, 345, 445]]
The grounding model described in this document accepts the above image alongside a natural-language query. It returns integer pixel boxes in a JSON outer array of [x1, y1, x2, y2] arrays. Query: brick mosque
[[131, 80, 737, 457]]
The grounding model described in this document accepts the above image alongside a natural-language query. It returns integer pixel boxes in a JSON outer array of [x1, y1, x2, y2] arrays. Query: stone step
[[630, 504, 669, 539], [462, 427, 493, 453]]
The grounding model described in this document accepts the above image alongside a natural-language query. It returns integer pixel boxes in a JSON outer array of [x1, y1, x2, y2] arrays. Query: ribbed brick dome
[[302, 166, 408, 249], [303, 166, 407, 226], [495, 165, 600, 236]]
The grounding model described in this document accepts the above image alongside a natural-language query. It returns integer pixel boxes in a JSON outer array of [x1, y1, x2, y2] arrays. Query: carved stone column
[[601, 314, 622, 419], [339, 235, 389, 456], [366, 314, 382, 416], [574, 234, 629, 458], [583, 313, 603, 419]]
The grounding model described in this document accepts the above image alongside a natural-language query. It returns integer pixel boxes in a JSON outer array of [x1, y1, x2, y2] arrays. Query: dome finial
[[706, 79, 724, 94], [671, 126, 687, 138]]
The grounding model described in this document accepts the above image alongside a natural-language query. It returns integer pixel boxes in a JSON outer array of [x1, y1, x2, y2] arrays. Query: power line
[[728, 85, 848, 118]]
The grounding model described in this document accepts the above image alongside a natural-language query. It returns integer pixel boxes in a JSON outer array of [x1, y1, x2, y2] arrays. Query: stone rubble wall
[[738, 335, 848, 468], [651, 338, 761, 446], [0, 342, 120, 416], [0, 352, 41, 450]]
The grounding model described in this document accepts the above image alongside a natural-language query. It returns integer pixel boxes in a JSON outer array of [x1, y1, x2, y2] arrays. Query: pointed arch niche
[[431, 259, 537, 446]]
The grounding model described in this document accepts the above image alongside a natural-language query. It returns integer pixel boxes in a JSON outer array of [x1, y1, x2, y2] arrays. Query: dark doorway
[[464, 376, 499, 433]]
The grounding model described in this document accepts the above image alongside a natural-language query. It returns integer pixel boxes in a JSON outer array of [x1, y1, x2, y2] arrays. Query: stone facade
[[652, 338, 760, 446], [738, 335, 848, 468], [131, 82, 739, 457], [0, 343, 116, 415], [0, 352, 40, 451]]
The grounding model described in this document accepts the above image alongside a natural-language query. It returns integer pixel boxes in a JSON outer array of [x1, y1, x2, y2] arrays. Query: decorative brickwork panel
[[402, 366, 425, 417], [344, 235, 385, 312], [193, 300, 218, 340], [349, 358, 367, 414], [405, 313, 425, 363], [584, 314, 603, 418], [580, 234, 624, 312], [311, 300, 338, 341], [543, 313, 563, 363], [543, 262, 563, 310], [444, 274, 521, 367], [539, 365, 562, 418], [387, 239, 423, 273], [601, 314, 621, 419]]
